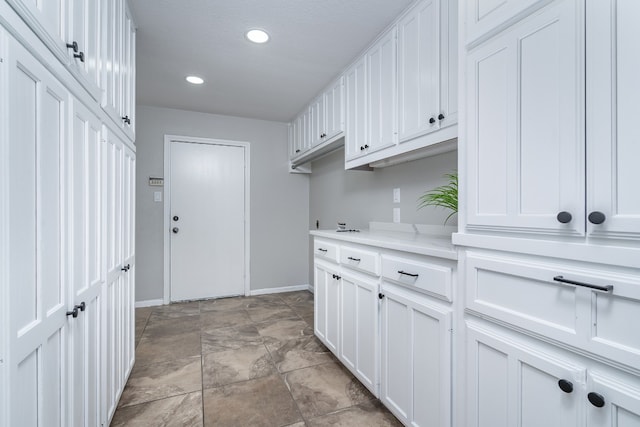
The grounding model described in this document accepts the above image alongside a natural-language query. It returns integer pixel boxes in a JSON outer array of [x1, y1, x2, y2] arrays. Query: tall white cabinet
[[0, 0, 136, 425], [457, 1, 640, 426]]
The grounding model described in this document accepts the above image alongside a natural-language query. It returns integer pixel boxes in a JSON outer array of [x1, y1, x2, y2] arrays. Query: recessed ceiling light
[[246, 29, 270, 44], [186, 75, 204, 85]]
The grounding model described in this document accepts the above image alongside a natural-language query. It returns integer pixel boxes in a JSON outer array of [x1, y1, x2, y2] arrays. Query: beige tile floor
[[111, 291, 402, 427]]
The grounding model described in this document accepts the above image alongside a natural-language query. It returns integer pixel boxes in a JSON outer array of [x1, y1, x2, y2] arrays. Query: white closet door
[[7, 35, 69, 427], [68, 98, 104, 427]]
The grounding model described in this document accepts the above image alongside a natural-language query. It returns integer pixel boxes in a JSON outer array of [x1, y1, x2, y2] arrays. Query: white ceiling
[[130, 0, 413, 122]]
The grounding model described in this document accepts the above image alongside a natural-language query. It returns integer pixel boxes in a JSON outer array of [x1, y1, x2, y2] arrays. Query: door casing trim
[[163, 134, 251, 303]]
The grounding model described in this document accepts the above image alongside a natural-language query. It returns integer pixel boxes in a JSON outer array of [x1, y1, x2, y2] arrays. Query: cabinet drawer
[[381, 255, 453, 302], [466, 252, 640, 368], [314, 239, 339, 263], [340, 246, 380, 276]]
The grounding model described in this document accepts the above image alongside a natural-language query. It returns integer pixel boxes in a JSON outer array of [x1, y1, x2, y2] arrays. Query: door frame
[[163, 134, 251, 303]]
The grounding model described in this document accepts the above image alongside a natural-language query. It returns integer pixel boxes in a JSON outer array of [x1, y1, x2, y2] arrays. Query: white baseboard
[[250, 284, 312, 296], [135, 299, 164, 308]]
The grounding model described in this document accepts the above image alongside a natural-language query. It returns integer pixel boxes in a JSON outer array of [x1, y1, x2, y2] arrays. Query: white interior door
[[169, 140, 246, 301]]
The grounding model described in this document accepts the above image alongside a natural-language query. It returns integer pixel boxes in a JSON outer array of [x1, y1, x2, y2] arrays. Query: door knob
[[588, 392, 605, 408], [172, 227, 179, 234], [588, 211, 606, 225], [558, 379, 573, 393], [557, 211, 572, 223], [173, 215, 179, 221]]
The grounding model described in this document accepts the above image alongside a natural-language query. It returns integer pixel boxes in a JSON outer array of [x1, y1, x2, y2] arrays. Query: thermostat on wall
[[148, 177, 164, 186]]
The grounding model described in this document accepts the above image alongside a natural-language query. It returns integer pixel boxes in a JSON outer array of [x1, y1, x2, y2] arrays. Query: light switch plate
[[154, 191, 162, 202], [393, 208, 401, 223], [393, 188, 401, 203]]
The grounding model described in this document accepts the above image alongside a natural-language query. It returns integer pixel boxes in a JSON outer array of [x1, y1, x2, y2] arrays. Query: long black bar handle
[[398, 270, 419, 278], [553, 276, 613, 293], [317, 248, 328, 252]]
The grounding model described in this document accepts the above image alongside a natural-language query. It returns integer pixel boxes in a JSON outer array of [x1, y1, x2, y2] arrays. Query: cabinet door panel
[[466, 0, 584, 236], [69, 0, 100, 91], [367, 27, 397, 153], [324, 77, 343, 140], [381, 283, 452, 426], [587, 372, 640, 427], [398, 0, 439, 141], [339, 272, 378, 395], [7, 37, 69, 427], [68, 98, 104, 427], [587, 0, 640, 240], [466, 323, 584, 427], [345, 57, 367, 159], [314, 261, 339, 354]]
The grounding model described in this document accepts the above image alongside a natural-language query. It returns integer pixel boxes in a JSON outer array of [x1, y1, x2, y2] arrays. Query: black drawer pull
[[317, 248, 328, 252], [588, 392, 605, 408], [558, 379, 573, 393], [378, 293, 385, 299], [347, 256, 361, 262], [398, 270, 419, 278], [553, 276, 613, 293]]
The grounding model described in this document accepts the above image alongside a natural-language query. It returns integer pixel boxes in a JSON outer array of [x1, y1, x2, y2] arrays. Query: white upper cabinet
[[397, 0, 456, 143], [366, 26, 397, 156], [309, 95, 324, 147], [68, 0, 100, 91], [586, 0, 640, 240], [465, 0, 584, 237], [6, 0, 101, 97], [101, 0, 136, 141], [345, 56, 367, 160], [464, 0, 639, 243], [324, 77, 344, 142]]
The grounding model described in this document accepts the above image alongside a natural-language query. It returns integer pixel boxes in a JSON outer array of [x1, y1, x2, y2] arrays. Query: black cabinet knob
[[172, 227, 179, 234], [122, 116, 131, 125], [429, 117, 436, 124], [588, 392, 605, 408], [66, 41, 79, 52], [438, 113, 445, 120], [360, 146, 365, 151], [588, 211, 606, 225], [66, 307, 79, 318], [557, 211, 572, 224], [74, 51, 85, 62], [76, 302, 86, 312], [558, 379, 573, 393], [173, 215, 179, 221], [364, 144, 369, 149], [295, 149, 300, 153], [378, 293, 385, 299]]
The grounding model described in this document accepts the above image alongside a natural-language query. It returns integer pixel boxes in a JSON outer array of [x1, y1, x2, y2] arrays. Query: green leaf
[[417, 172, 458, 224]]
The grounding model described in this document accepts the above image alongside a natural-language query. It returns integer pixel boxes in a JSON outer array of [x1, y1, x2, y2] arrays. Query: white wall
[[309, 148, 458, 230], [135, 106, 310, 302]]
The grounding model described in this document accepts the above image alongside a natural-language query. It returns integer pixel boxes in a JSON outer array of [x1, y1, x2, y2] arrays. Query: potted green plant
[[417, 172, 458, 224]]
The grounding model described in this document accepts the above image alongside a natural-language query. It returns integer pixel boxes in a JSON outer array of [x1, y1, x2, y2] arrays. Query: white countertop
[[310, 223, 457, 260]]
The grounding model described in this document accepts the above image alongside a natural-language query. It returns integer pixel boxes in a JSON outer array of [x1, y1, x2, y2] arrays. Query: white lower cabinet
[[466, 321, 640, 427], [314, 260, 340, 354], [312, 233, 457, 426], [339, 270, 379, 394], [380, 282, 452, 427]]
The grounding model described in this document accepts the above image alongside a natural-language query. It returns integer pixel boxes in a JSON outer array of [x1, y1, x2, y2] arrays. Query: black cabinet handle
[[398, 270, 419, 278], [429, 117, 436, 124], [557, 211, 572, 223], [121, 264, 131, 272], [332, 274, 341, 280], [295, 149, 300, 153], [317, 248, 328, 252], [347, 256, 361, 262], [553, 276, 613, 293], [172, 227, 179, 234], [378, 293, 385, 299], [122, 116, 131, 125], [588, 211, 606, 225], [364, 144, 369, 149], [173, 216, 179, 221], [74, 51, 85, 62], [438, 113, 445, 120], [360, 146, 365, 151], [588, 392, 605, 408], [558, 379, 573, 393], [66, 307, 79, 318], [76, 302, 86, 312], [66, 41, 79, 52]]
